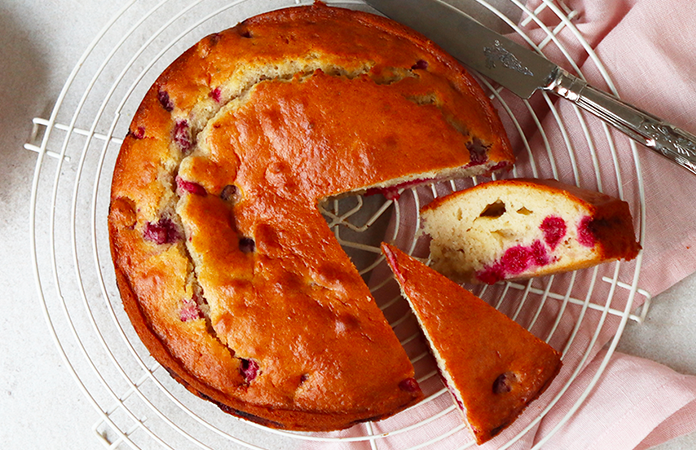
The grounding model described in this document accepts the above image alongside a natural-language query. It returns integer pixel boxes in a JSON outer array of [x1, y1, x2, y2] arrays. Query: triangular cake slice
[[381, 243, 562, 444]]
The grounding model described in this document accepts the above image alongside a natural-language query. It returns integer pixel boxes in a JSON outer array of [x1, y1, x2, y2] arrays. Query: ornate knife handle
[[546, 68, 696, 175]]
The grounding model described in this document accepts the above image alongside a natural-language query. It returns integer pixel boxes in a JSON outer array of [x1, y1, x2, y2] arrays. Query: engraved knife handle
[[546, 68, 696, 175]]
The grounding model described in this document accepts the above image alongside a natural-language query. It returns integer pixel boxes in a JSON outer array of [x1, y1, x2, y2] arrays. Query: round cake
[[421, 178, 641, 284], [108, 3, 514, 431]]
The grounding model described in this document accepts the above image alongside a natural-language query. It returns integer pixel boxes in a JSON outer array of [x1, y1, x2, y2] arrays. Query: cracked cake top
[[108, 2, 514, 431]]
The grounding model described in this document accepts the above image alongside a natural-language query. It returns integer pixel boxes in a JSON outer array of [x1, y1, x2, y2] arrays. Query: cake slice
[[381, 243, 562, 444], [421, 178, 641, 284]]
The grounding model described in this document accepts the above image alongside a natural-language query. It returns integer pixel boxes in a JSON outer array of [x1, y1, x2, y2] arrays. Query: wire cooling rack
[[26, 0, 653, 448]]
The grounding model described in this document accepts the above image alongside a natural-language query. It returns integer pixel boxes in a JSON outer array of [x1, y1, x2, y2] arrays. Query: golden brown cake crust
[[108, 2, 515, 431], [382, 243, 562, 444]]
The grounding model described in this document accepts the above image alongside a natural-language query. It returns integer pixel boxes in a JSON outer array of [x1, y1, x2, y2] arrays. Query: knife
[[364, 0, 696, 175]]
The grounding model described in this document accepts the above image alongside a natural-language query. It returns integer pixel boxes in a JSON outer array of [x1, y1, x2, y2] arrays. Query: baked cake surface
[[108, 3, 515, 431], [421, 178, 641, 284], [381, 243, 562, 444]]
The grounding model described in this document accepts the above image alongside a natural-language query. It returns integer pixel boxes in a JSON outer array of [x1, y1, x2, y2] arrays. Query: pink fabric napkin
[[303, 0, 696, 448], [517, 0, 696, 296], [513, 1, 696, 447]]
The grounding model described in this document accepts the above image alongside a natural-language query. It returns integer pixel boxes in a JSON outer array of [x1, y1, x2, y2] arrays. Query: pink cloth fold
[[303, 0, 696, 448], [538, 349, 696, 449]]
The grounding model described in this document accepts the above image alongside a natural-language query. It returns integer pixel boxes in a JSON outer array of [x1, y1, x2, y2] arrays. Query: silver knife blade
[[364, 0, 696, 175], [364, 0, 557, 98]]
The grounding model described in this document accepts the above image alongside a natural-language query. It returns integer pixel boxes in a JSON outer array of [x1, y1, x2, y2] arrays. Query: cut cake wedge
[[421, 178, 640, 284], [381, 243, 562, 444]]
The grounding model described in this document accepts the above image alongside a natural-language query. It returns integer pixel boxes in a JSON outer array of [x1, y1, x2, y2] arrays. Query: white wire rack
[[26, 0, 652, 448]]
